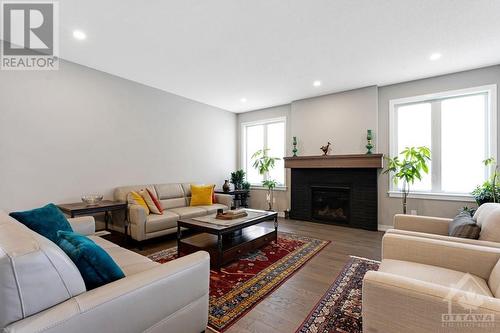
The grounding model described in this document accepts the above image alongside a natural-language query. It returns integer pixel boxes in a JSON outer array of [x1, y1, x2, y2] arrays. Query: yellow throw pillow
[[190, 184, 214, 206], [128, 191, 150, 215]]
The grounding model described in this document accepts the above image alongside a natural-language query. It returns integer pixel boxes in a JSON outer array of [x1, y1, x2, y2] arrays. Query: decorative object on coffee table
[[296, 256, 379, 333], [292, 136, 298, 157], [320, 141, 331, 156], [222, 179, 231, 192], [81, 194, 103, 206], [365, 129, 374, 154], [149, 232, 329, 333], [177, 209, 278, 268], [57, 200, 128, 233]]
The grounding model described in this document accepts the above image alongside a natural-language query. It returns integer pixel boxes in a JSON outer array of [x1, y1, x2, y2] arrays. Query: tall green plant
[[472, 158, 499, 205], [383, 146, 431, 214], [252, 149, 280, 210]]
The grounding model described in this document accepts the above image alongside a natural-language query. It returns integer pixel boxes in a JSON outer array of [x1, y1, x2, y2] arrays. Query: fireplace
[[311, 186, 350, 224]]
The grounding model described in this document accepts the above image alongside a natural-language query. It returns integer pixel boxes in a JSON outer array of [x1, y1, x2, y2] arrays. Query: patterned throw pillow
[[127, 191, 150, 215], [140, 189, 163, 215], [449, 212, 481, 239]]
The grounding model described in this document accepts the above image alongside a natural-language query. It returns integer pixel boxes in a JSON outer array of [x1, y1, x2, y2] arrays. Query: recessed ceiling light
[[313, 80, 322, 87], [73, 30, 87, 40], [240, 98, 247, 103], [429, 53, 442, 61]]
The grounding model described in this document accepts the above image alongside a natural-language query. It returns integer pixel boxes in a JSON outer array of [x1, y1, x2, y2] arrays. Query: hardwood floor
[[108, 219, 384, 333]]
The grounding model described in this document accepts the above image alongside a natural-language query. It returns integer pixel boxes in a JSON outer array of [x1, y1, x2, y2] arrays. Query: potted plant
[[230, 169, 246, 190], [252, 149, 281, 211], [472, 158, 499, 205], [383, 146, 431, 214]]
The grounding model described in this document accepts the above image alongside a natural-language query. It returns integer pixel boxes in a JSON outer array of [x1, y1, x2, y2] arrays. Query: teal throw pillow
[[9, 203, 72, 243], [57, 231, 125, 290]]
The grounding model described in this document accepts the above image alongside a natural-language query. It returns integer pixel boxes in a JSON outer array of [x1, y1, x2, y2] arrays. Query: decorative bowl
[[81, 194, 103, 206]]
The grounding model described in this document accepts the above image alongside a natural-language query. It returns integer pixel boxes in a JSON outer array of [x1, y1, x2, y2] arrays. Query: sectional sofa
[[114, 183, 233, 242], [0, 210, 210, 333]]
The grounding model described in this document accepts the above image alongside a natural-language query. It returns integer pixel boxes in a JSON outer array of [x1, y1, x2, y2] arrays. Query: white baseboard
[[378, 224, 392, 232]]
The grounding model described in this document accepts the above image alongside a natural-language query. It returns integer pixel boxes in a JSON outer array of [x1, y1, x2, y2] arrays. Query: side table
[[57, 200, 128, 235], [215, 189, 250, 208]]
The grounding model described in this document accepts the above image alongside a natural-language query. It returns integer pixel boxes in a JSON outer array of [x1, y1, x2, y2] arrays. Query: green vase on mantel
[[366, 130, 374, 154]]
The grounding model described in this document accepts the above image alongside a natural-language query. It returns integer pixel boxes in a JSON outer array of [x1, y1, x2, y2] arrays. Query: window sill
[[387, 190, 475, 202], [250, 186, 288, 192]]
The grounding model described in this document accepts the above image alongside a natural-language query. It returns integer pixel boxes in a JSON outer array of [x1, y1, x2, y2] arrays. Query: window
[[389, 85, 497, 200], [241, 118, 286, 187]]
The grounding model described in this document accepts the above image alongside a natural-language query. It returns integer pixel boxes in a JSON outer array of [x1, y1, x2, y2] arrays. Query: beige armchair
[[387, 203, 500, 249], [362, 233, 500, 332]]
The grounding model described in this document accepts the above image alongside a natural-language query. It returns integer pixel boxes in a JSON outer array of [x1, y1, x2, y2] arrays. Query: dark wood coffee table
[[177, 209, 278, 269]]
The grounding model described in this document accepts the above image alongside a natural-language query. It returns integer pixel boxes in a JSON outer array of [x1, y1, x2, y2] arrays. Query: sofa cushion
[[155, 183, 184, 200], [476, 204, 500, 242], [57, 231, 125, 290], [114, 184, 157, 202], [160, 197, 187, 210], [380, 259, 492, 297], [9, 203, 73, 244], [196, 203, 229, 214], [474, 203, 500, 227], [489, 259, 500, 298], [169, 206, 207, 219], [449, 212, 481, 239], [93, 239, 159, 276], [0, 211, 86, 328], [146, 211, 179, 233]]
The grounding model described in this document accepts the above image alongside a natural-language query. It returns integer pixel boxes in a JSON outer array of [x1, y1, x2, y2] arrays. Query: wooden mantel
[[284, 153, 384, 169]]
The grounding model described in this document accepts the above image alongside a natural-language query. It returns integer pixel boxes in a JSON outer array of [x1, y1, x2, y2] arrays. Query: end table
[[57, 200, 128, 235]]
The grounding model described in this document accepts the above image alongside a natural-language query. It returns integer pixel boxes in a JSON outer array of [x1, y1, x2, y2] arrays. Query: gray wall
[[0, 60, 237, 211], [377, 65, 500, 226], [238, 65, 500, 228]]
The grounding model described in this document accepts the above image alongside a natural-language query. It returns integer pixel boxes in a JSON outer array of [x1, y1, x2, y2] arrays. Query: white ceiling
[[60, 0, 500, 112]]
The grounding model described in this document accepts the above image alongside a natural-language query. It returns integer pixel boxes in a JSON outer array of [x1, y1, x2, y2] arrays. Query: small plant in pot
[[230, 169, 246, 190], [252, 149, 280, 211], [472, 158, 499, 205], [383, 146, 431, 214]]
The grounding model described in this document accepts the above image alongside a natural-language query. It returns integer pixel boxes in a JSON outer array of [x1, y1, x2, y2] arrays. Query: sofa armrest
[[128, 204, 148, 241], [387, 228, 500, 249], [362, 271, 500, 333], [393, 214, 452, 236], [215, 193, 233, 208], [67, 216, 95, 236], [382, 233, 500, 279], [4, 251, 210, 333]]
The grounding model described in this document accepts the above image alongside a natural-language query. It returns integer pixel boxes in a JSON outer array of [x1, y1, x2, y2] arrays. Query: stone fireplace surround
[[284, 154, 383, 231]]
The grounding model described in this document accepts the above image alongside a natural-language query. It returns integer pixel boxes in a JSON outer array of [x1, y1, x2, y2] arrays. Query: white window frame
[[240, 117, 287, 190], [388, 84, 497, 202]]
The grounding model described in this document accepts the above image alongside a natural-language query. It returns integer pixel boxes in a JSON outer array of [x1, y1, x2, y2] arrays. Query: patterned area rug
[[148, 232, 329, 332], [296, 256, 380, 333]]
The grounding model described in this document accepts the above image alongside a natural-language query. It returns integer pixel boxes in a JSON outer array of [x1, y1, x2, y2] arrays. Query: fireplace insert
[[311, 186, 350, 224]]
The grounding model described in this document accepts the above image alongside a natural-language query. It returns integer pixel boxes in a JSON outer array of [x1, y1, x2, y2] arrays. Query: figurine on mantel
[[292, 136, 298, 157], [320, 142, 331, 156]]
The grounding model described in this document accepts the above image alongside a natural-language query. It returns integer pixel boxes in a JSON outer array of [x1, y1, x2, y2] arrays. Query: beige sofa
[[0, 210, 210, 333], [363, 233, 500, 332], [387, 203, 500, 248], [114, 183, 233, 242]]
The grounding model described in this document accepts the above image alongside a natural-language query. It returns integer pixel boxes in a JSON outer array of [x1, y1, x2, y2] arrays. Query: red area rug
[[148, 232, 329, 332], [296, 256, 380, 333]]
